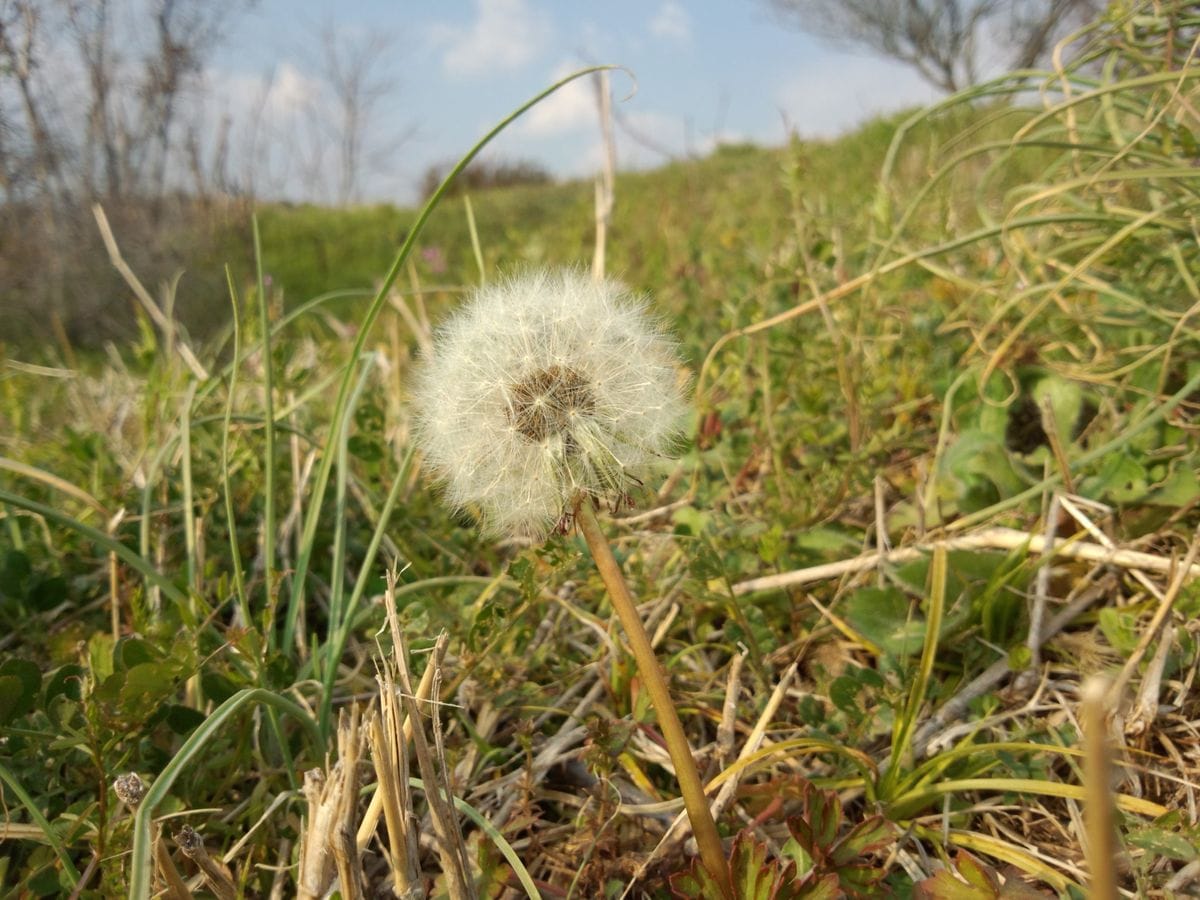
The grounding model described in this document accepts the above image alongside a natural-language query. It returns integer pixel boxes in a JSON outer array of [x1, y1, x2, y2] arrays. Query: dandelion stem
[[576, 499, 731, 897], [1082, 676, 1118, 900]]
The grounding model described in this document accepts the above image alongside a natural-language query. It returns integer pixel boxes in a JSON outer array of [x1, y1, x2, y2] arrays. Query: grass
[[2, 5, 1199, 897]]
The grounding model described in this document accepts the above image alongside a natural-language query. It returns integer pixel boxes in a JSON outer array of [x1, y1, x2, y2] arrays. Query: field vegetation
[[1, 4, 1199, 897]]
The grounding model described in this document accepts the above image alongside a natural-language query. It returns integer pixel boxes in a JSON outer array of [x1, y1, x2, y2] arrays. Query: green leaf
[[26, 575, 67, 611], [805, 786, 841, 852], [669, 860, 727, 899], [1082, 451, 1148, 504], [0, 658, 41, 724], [915, 869, 994, 899], [1127, 825, 1198, 861], [43, 665, 84, 706], [1146, 463, 1200, 508], [830, 816, 897, 865], [843, 586, 925, 660], [730, 832, 779, 900], [1098, 606, 1140, 654], [87, 632, 116, 683], [0, 550, 31, 599], [164, 704, 206, 735], [118, 662, 181, 715], [794, 873, 841, 900], [952, 851, 999, 892], [1031, 376, 1083, 448], [200, 671, 240, 705], [118, 637, 160, 670], [830, 675, 864, 719], [939, 430, 1027, 509], [347, 435, 384, 462], [0, 676, 27, 725]]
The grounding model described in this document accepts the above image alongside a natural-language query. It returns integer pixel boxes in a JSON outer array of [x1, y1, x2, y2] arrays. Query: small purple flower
[[420, 246, 447, 274]]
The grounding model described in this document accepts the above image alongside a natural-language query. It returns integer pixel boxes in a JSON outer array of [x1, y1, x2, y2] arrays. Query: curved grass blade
[[410, 776, 543, 900], [128, 688, 321, 900], [0, 761, 81, 886], [0, 488, 186, 607], [888, 775, 1167, 821]]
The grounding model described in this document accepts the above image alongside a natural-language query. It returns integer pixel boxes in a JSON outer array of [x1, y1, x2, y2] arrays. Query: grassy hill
[[2, 6, 1199, 897]]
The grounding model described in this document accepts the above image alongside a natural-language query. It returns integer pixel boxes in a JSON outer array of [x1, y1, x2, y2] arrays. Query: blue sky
[[211, 0, 940, 204]]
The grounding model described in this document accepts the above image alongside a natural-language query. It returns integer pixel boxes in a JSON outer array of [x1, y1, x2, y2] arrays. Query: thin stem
[[576, 499, 731, 897], [1082, 676, 1117, 900]]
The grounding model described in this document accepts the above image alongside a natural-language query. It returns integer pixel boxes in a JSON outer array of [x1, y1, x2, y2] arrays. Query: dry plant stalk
[[381, 576, 476, 900], [577, 500, 733, 897], [367, 581, 425, 898], [153, 827, 193, 900], [92, 204, 209, 380], [297, 706, 365, 899], [1082, 677, 1118, 900], [733, 525, 1200, 595], [174, 824, 237, 900], [356, 656, 437, 852]]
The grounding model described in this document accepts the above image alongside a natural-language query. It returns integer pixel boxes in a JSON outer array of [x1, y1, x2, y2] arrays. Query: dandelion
[[414, 267, 733, 893], [413, 267, 687, 540]]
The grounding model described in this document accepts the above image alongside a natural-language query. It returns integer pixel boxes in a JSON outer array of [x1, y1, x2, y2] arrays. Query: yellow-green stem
[[576, 499, 732, 898], [1082, 676, 1117, 900]]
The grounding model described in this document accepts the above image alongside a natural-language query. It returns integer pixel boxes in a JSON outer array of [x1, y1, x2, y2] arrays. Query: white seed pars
[[413, 268, 688, 540]]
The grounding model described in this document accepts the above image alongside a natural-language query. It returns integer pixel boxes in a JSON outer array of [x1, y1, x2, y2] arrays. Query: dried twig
[[92, 204, 209, 380], [1108, 532, 1200, 706], [732, 526, 1200, 596]]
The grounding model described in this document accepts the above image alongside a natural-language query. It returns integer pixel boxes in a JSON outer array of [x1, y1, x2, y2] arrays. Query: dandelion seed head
[[413, 268, 688, 540]]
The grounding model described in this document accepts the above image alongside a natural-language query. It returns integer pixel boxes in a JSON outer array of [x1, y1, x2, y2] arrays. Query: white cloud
[[649, 1, 691, 42], [430, 0, 551, 77], [265, 63, 328, 117], [774, 57, 938, 139], [519, 64, 598, 136]]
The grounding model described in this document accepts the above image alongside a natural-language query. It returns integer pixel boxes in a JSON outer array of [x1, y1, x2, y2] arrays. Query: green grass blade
[[179, 383, 198, 608], [882, 545, 947, 799], [128, 688, 321, 900], [254, 216, 279, 647], [318, 442, 415, 736], [0, 761, 81, 886], [221, 266, 251, 626], [0, 488, 186, 606], [317, 355, 376, 737], [889, 776, 1167, 821]]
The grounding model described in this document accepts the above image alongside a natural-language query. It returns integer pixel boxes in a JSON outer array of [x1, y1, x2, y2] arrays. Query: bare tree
[[0, 1, 63, 198], [766, 0, 1106, 93], [317, 22, 406, 205], [0, 0, 254, 342]]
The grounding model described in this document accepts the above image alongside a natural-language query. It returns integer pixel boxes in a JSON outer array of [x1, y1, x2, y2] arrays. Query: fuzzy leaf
[[669, 860, 727, 899], [793, 873, 842, 900], [829, 816, 897, 866], [805, 785, 842, 852], [914, 869, 994, 900], [954, 852, 1000, 892]]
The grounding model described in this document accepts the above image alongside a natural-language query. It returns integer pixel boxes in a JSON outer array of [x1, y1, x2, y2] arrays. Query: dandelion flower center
[[508, 365, 596, 446]]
